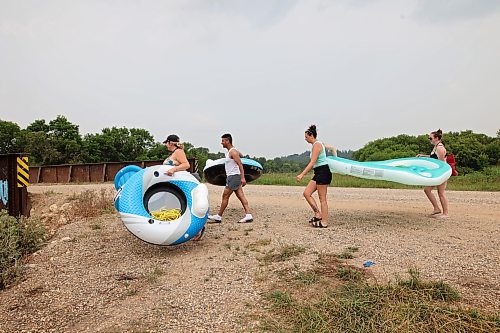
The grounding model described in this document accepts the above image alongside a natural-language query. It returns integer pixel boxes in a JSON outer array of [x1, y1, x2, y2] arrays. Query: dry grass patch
[[246, 238, 272, 252], [261, 255, 499, 333], [66, 189, 115, 220], [260, 244, 306, 264], [144, 266, 164, 284]]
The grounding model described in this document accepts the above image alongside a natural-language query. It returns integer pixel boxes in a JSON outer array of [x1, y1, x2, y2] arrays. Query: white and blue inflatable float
[[114, 164, 209, 245], [203, 158, 263, 186], [327, 156, 451, 186]]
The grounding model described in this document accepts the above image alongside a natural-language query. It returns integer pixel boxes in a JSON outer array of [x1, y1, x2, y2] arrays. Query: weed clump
[[0, 210, 46, 289]]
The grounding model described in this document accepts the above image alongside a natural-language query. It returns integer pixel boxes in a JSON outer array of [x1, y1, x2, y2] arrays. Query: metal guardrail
[[28, 158, 199, 184], [0, 153, 30, 217]]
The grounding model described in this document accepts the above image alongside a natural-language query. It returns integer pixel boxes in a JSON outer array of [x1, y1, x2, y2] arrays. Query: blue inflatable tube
[[114, 165, 209, 246]]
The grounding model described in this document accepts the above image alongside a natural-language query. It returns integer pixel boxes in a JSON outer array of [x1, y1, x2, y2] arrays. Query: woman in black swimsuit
[[163, 134, 190, 176], [417, 129, 449, 218], [163, 135, 204, 240]]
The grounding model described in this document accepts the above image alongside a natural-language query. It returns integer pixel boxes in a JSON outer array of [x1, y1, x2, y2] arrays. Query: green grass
[[446, 166, 500, 191], [397, 268, 460, 302], [335, 267, 364, 282], [294, 271, 320, 285], [337, 247, 359, 260], [263, 263, 499, 333], [261, 245, 306, 263], [251, 166, 500, 191]]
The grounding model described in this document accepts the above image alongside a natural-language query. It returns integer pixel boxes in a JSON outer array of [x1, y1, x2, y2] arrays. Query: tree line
[[1, 116, 498, 174]]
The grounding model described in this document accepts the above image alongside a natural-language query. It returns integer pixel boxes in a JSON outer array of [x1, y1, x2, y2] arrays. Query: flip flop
[[309, 216, 322, 224], [429, 211, 442, 217], [311, 220, 328, 228]]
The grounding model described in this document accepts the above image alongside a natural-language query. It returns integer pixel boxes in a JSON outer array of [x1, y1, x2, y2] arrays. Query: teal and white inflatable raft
[[114, 165, 209, 246], [203, 158, 263, 186], [327, 156, 451, 186]]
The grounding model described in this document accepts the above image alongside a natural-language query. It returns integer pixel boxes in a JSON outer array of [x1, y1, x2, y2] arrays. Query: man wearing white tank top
[[208, 133, 253, 223]]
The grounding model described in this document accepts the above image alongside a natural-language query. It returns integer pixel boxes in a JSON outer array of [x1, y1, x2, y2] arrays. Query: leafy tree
[[0, 120, 21, 154], [485, 140, 499, 166], [48, 116, 82, 164], [353, 134, 429, 162], [26, 119, 50, 133], [444, 131, 495, 173], [337, 150, 354, 159], [82, 127, 155, 162], [20, 130, 61, 165], [138, 142, 166, 161], [185, 145, 210, 172], [13, 116, 82, 165]]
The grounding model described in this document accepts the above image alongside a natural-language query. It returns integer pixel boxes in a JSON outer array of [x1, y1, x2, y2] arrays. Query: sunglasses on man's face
[[428, 137, 433, 140]]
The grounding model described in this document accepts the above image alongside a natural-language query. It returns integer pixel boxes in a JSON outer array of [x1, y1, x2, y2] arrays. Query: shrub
[[0, 210, 46, 289], [67, 189, 114, 219]]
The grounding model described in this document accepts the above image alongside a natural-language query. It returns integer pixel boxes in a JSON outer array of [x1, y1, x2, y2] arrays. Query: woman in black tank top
[[417, 129, 449, 218], [296, 125, 337, 228], [162, 134, 190, 176]]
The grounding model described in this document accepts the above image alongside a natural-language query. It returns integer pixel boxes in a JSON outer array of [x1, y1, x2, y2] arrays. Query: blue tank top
[[312, 141, 328, 168]]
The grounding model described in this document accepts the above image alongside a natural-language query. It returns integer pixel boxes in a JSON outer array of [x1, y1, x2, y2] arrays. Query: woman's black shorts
[[312, 164, 332, 185]]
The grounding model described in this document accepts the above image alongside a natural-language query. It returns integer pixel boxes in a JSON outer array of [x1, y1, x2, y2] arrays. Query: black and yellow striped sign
[[17, 156, 29, 187]]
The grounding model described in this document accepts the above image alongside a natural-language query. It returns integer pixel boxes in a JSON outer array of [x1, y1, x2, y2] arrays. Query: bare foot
[[432, 214, 449, 219], [192, 227, 205, 241]]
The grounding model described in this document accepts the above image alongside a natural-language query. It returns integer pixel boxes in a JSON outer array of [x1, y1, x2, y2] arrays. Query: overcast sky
[[1, 0, 499, 158]]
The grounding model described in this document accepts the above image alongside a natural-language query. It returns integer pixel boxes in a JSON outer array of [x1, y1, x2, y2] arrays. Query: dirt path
[[1, 184, 498, 332]]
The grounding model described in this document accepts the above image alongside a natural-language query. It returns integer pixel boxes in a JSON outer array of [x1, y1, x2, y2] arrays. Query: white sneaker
[[238, 214, 253, 223], [208, 214, 222, 223]]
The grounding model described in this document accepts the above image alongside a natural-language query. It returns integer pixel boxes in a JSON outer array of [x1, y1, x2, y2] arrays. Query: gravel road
[[0, 184, 498, 332]]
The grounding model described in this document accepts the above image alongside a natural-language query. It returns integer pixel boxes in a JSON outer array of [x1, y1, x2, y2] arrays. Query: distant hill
[[278, 149, 354, 163]]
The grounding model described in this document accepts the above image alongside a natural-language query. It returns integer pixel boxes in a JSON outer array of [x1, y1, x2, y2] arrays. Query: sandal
[[429, 211, 442, 217], [311, 220, 328, 228], [308, 216, 322, 224], [192, 226, 205, 241]]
